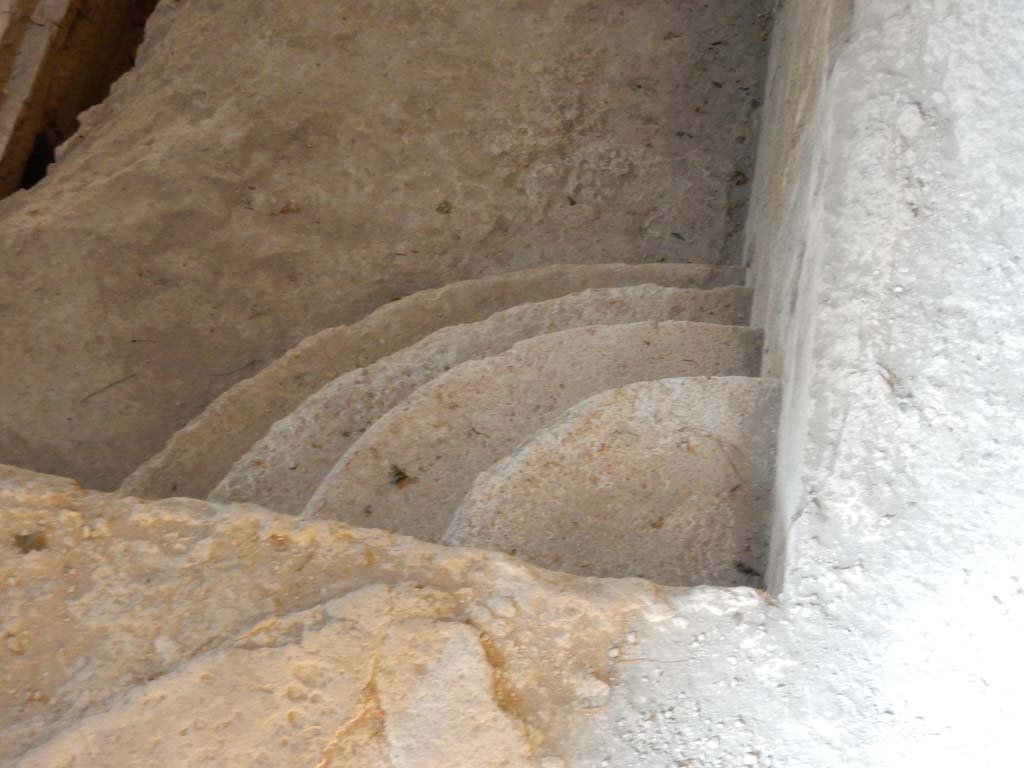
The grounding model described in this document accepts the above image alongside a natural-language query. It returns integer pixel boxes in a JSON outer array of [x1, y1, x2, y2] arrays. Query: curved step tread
[[120, 262, 743, 501], [212, 285, 752, 515], [305, 321, 763, 541], [443, 377, 780, 586]]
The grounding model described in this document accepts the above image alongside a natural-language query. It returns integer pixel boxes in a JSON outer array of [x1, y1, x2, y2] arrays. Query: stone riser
[[305, 320, 764, 543], [211, 284, 752, 515], [119, 263, 744, 501]]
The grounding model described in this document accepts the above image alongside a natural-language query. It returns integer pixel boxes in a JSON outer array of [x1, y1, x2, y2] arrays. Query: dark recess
[[19, 130, 57, 190], [2, 0, 160, 194]]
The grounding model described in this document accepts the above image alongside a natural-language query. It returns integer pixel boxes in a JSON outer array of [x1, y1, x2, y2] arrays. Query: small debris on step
[[388, 464, 416, 489], [734, 561, 762, 580], [14, 532, 47, 554]]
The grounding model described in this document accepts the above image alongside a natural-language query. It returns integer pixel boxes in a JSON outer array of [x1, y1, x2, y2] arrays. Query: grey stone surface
[[211, 285, 751, 515], [121, 263, 742, 501], [305, 321, 762, 540], [0, 0, 770, 490], [444, 377, 779, 586]]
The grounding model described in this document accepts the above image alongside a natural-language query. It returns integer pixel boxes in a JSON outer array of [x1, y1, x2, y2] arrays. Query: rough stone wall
[[745, 0, 854, 583], [0, 0, 770, 490]]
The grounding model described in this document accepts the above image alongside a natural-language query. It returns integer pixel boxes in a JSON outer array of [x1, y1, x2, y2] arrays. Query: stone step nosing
[[119, 262, 746, 502], [304, 319, 764, 541], [210, 283, 754, 515]]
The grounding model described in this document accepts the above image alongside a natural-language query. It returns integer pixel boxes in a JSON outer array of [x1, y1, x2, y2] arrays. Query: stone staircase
[[54, 0, 788, 592], [5, 1, 1015, 763], [0, 1, 799, 763], [443, 377, 779, 586], [210, 283, 751, 516], [119, 263, 779, 586]]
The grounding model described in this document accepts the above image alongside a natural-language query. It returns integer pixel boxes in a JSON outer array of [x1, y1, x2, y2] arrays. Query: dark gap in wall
[[19, 130, 57, 190], [0, 0, 160, 195]]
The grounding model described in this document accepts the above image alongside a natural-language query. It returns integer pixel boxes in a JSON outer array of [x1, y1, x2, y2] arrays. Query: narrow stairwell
[[123, 268, 778, 587], [105, 2, 779, 589]]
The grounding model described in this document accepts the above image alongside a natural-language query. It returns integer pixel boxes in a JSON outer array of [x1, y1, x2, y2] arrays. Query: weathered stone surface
[[444, 377, 780, 585], [306, 321, 762, 540], [212, 285, 751, 515], [121, 263, 742, 502], [0, 0, 769, 490], [0, 465, 776, 766]]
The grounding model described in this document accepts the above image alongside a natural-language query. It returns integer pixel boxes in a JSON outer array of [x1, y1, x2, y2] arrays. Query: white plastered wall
[[739, 0, 1024, 762]]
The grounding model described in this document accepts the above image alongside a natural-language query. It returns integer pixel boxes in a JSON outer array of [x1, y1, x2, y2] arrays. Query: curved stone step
[[119, 262, 743, 501], [443, 377, 780, 586], [211, 284, 751, 515], [305, 321, 763, 541]]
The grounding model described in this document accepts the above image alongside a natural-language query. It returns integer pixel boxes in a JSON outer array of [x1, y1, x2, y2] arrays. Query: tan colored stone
[[16, 614, 536, 768], [306, 322, 762, 540], [2, 464, 775, 766], [121, 263, 742, 501], [444, 377, 780, 586], [212, 285, 751, 515]]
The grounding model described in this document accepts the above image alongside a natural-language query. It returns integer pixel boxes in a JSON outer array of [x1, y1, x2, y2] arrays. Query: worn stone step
[[304, 321, 762, 541], [1, 461, 771, 766], [443, 377, 780, 587], [118, 263, 743, 501], [211, 284, 751, 515]]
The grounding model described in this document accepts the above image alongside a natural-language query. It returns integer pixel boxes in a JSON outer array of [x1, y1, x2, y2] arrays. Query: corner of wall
[[742, 0, 856, 593]]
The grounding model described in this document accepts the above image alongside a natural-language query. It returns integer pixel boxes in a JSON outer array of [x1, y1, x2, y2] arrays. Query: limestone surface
[[122, 263, 742, 502], [0, 0, 769, 490], [212, 285, 751, 515], [306, 321, 762, 540], [444, 377, 780, 585], [0, 465, 778, 767]]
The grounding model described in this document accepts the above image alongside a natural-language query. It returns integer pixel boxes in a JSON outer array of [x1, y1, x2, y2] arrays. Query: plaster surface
[[742, 0, 1024, 762]]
